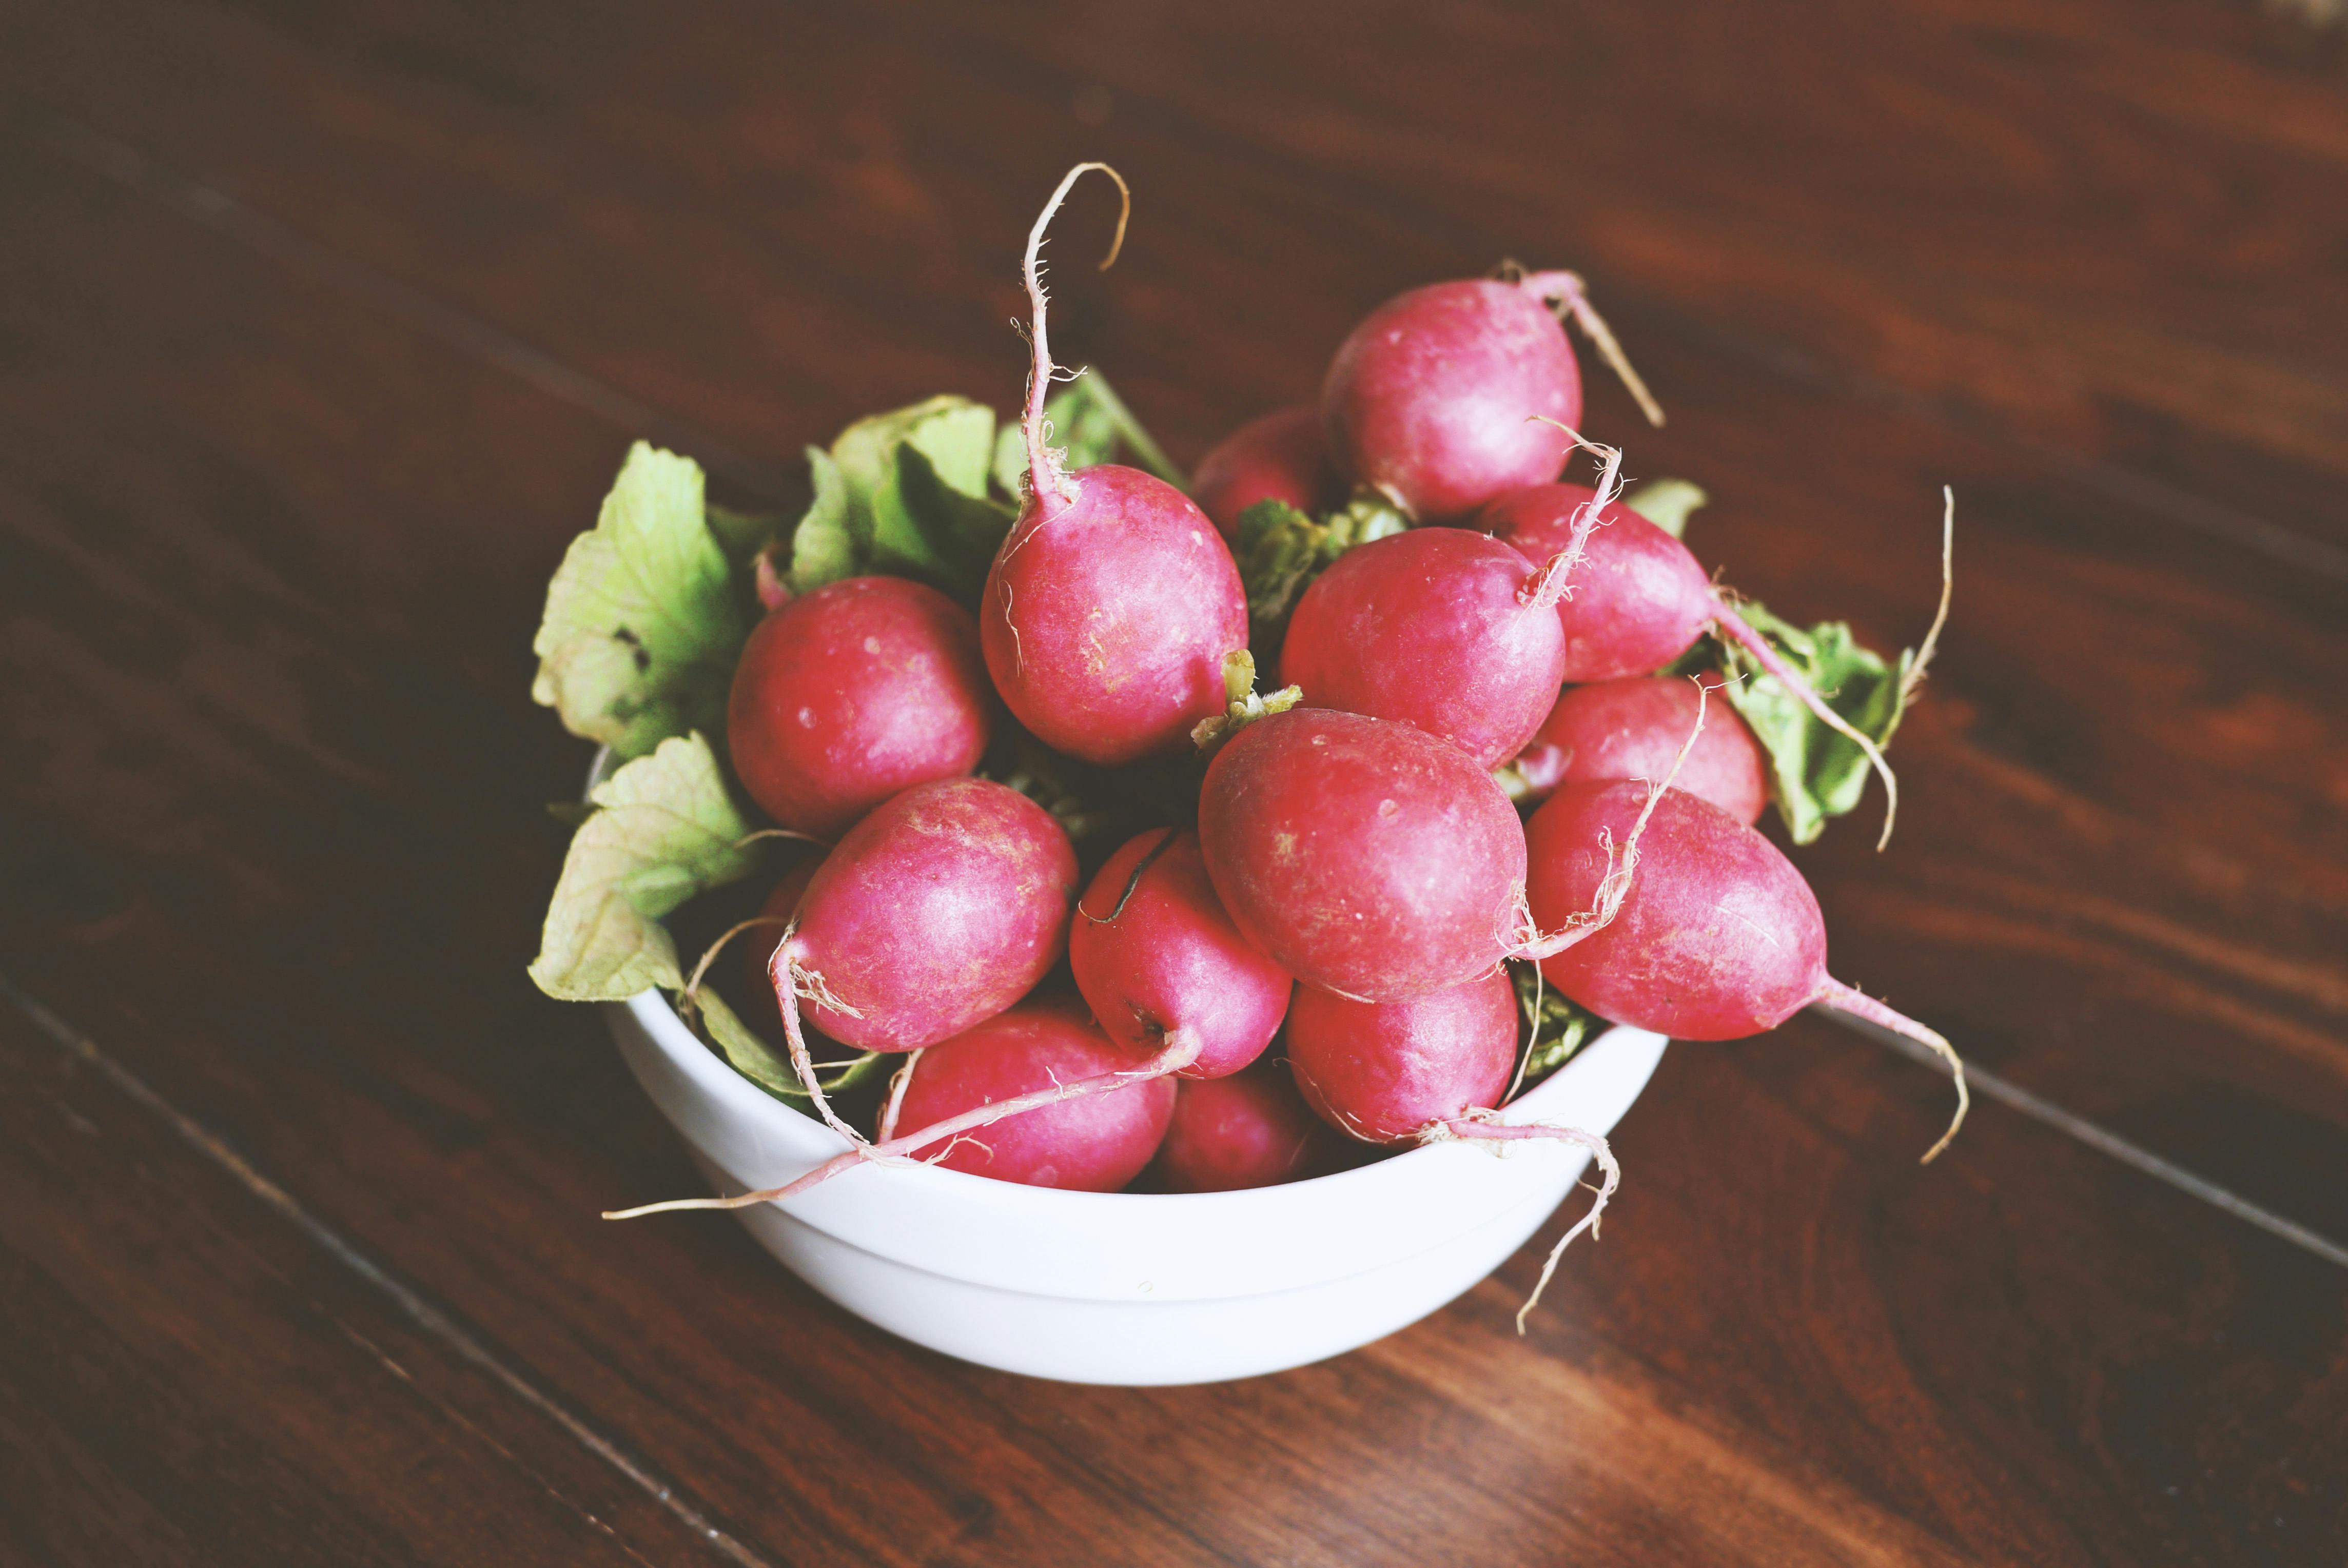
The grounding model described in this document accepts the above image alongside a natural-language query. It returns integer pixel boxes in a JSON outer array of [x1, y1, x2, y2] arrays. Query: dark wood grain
[[2, 2, 2345, 1564]]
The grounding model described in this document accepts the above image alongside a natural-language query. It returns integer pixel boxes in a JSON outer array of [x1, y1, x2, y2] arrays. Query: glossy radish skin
[[1515, 677, 1768, 824], [1199, 709, 1528, 1002], [1068, 828, 1293, 1080], [891, 999, 1175, 1191], [1528, 781, 1822, 1038], [1149, 1064, 1327, 1191], [1322, 280, 1580, 523], [776, 778, 1077, 1053], [1281, 527, 1568, 769], [982, 464, 1249, 765], [1286, 972, 1519, 1144], [728, 576, 992, 836], [1480, 484, 1715, 680], [1191, 405, 1341, 541]]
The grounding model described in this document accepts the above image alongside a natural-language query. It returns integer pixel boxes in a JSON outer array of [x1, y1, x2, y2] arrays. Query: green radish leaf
[[992, 368, 1187, 498], [1679, 601, 1910, 845], [786, 396, 1011, 602], [1232, 492, 1409, 634], [529, 733, 763, 1001], [532, 443, 757, 759], [787, 446, 859, 593], [689, 985, 891, 1109], [1622, 477, 1708, 539], [1510, 963, 1606, 1093], [704, 500, 781, 564]]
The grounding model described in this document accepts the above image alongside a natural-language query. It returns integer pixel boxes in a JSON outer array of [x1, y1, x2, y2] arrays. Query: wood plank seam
[[0, 973, 781, 1568]]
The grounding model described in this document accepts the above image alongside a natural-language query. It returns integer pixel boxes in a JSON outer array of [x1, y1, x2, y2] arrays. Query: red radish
[[1514, 677, 1768, 824], [873, 999, 1176, 1191], [1483, 478, 1901, 845], [1527, 779, 1968, 1158], [764, 777, 1077, 1139], [728, 576, 992, 836], [1286, 971, 1520, 1145], [1149, 1063, 1327, 1192], [981, 165, 1250, 766], [1198, 708, 1530, 1002], [1320, 270, 1659, 524], [1068, 827, 1293, 1080], [1191, 405, 1340, 542], [1286, 971, 1622, 1330], [1279, 526, 1573, 770]]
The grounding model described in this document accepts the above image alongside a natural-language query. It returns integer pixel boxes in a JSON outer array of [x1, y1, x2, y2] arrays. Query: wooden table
[[4, 3, 2345, 1562]]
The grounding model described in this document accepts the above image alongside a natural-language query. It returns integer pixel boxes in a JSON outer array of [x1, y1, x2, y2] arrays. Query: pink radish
[[981, 165, 1249, 766], [1320, 270, 1660, 523], [1481, 476, 1901, 845], [1278, 525, 1574, 770], [1149, 1063, 1330, 1192], [1287, 971, 1520, 1145], [1068, 827, 1294, 1080], [1514, 676, 1768, 824], [762, 777, 1076, 1139], [1527, 779, 1968, 1158], [873, 999, 1176, 1191], [728, 576, 992, 836], [1286, 970, 1622, 1330], [1197, 708, 1530, 1002], [1191, 405, 1341, 542]]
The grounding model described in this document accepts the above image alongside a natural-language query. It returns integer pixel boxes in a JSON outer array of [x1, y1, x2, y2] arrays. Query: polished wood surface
[[4, 3, 2345, 1563]]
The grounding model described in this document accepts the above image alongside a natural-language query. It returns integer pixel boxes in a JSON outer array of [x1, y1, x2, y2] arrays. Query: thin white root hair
[[603, 1030, 1203, 1219], [676, 915, 795, 1022], [1020, 162, 1131, 508], [1712, 597, 1901, 851], [773, 944, 866, 1145], [1427, 1110, 1621, 1332], [1502, 960, 1545, 1107], [1900, 487, 1956, 712], [878, 1048, 922, 1142], [729, 827, 833, 852], [1814, 977, 1970, 1163], [1512, 679, 1707, 961], [1517, 417, 1626, 612], [1514, 269, 1665, 428]]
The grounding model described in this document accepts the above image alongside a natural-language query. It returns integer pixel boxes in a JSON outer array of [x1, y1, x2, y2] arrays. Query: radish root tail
[[1516, 269, 1665, 428], [771, 938, 868, 1145], [604, 1031, 1203, 1219], [1899, 488, 1956, 713], [1712, 597, 1902, 851], [676, 914, 795, 1025], [1019, 162, 1131, 510], [1518, 418, 1626, 612], [1430, 1110, 1621, 1332], [878, 1048, 922, 1142], [1512, 679, 1707, 961], [1815, 977, 1969, 1163]]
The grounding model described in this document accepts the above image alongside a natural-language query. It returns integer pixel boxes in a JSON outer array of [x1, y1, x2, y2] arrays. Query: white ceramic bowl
[[605, 988, 1665, 1385]]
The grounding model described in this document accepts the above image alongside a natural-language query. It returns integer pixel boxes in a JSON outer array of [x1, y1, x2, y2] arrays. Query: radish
[[1068, 827, 1293, 1080], [1482, 476, 1902, 845], [1278, 525, 1575, 770], [731, 853, 825, 1036], [981, 165, 1250, 766], [1286, 970, 1622, 1330], [1321, 269, 1660, 523], [1513, 676, 1768, 824], [1197, 708, 1531, 1001], [1527, 779, 1968, 1159], [871, 999, 1177, 1191], [728, 576, 992, 836], [1286, 970, 1520, 1145], [1148, 1063, 1329, 1192], [761, 776, 1077, 1139], [1191, 405, 1340, 542]]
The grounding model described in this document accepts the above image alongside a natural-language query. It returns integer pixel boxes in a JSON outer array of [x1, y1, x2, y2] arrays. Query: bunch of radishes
[[538, 165, 1964, 1311]]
